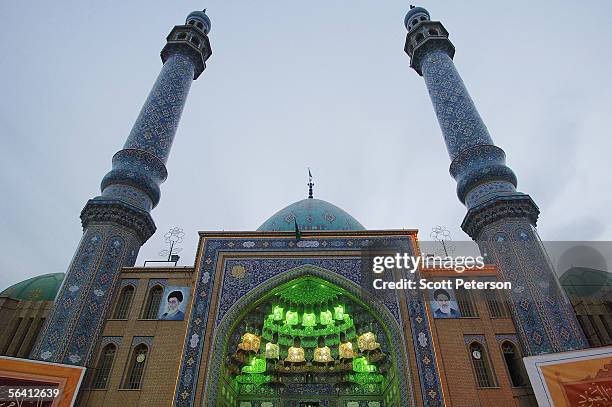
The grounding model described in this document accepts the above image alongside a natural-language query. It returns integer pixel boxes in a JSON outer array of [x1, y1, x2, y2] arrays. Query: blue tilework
[[464, 335, 486, 345], [173, 236, 443, 407], [123, 53, 195, 164], [131, 336, 154, 347], [421, 50, 493, 160], [101, 184, 153, 212], [215, 258, 399, 326], [464, 181, 517, 208], [31, 226, 141, 365], [479, 220, 588, 355], [101, 149, 168, 210], [33, 21, 201, 368], [495, 334, 519, 344], [100, 336, 123, 348], [62, 235, 128, 365], [148, 279, 168, 288], [410, 10, 587, 357]]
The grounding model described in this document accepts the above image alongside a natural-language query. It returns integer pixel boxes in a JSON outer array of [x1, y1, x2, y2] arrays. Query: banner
[[523, 346, 612, 407], [0, 356, 85, 407]]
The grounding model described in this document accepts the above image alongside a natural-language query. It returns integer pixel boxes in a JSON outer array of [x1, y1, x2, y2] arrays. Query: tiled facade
[[0, 5, 599, 407], [403, 6, 588, 356], [29, 11, 212, 367], [54, 231, 539, 407]]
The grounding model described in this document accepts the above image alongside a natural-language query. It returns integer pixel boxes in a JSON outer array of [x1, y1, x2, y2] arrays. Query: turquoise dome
[[1, 273, 65, 301], [560, 267, 612, 297], [258, 198, 365, 232]]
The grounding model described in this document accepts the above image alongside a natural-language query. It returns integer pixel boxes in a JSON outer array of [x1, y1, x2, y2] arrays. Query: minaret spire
[[403, 6, 587, 356], [307, 168, 314, 199], [31, 10, 213, 366]]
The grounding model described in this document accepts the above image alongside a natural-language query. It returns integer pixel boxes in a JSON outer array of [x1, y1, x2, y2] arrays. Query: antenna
[[430, 225, 453, 257], [159, 227, 185, 262]]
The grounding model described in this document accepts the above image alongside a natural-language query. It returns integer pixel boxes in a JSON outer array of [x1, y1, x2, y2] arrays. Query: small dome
[[186, 10, 211, 34], [1, 272, 65, 301], [560, 267, 612, 298], [258, 198, 365, 232], [404, 6, 430, 31]]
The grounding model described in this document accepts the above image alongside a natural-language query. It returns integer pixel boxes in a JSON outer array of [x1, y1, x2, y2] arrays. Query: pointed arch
[[112, 285, 135, 320], [203, 264, 415, 405], [141, 285, 163, 319]]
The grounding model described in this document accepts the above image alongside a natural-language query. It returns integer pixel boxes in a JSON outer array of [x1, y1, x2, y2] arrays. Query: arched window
[[190, 36, 201, 46], [142, 286, 163, 319], [188, 20, 196, 25], [196, 22, 204, 30], [484, 288, 510, 318], [428, 28, 439, 36], [92, 344, 117, 389], [455, 285, 478, 317], [501, 341, 528, 387], [122, 344, 148, 389], [412, 19, 418, 26], [469, 342, 496, 388], [176, 32, 187, 40], [113, 286, 135, 320]]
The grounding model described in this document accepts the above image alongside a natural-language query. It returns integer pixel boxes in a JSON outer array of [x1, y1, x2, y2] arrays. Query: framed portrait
[[429, 286, 461, 318], [157, 286, 190, 321]]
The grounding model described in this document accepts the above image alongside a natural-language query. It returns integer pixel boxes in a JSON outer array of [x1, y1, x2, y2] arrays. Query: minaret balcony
[[161, 25, 212, 79], [404, 21, 455, 75]]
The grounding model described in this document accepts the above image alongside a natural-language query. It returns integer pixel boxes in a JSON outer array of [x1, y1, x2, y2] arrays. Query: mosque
[[0, 6, 606, 407]]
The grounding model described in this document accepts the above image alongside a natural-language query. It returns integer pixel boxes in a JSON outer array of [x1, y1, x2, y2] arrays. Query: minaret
[[31, 10, 212, 366], [403, 6, 587, 355]]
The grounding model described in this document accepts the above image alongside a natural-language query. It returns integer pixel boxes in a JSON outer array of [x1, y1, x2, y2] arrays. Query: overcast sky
[[1, 1, 611, 289]]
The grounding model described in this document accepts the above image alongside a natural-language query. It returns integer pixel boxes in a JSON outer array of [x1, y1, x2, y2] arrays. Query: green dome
[[1, 273, 65, 301], [560, 267, 612, 297], [257, 198, 365, 232]]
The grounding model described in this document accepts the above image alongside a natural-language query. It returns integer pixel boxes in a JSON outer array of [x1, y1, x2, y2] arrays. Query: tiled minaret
[[31, 10, 212, 366], [403, 6, 587, 355]]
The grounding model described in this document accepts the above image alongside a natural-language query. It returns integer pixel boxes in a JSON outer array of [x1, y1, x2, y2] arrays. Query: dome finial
[[308, 168, 314, 199]]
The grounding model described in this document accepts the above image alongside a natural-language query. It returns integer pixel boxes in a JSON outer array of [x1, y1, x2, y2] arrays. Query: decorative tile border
[[100, 336, 123, 348], [205, 264, 405, 403], [147, 279, 168, 288], [464, 335, 486, 345], [131, 336, 154, 348], [120, 279, 139, 289], [495, 334, 518, 344], [172, 235, 444, 407]]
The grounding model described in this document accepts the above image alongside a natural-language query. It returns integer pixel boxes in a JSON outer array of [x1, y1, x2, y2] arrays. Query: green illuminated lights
[[236, 373, 271, 385], [320, 310, 333, 325], [262, 315, 354, 341], [302, 312, 316, 327], [241, 356, 266, 374], [334, 305, 345, 320], [278, 278, 341, 305], [353, 357, 377, 373], [347, 372, 384, 384], [271, 305, 284, 321], [285, 310, 299, 325]]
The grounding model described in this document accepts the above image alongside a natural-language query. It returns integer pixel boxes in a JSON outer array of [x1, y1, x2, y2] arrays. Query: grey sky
[[1, 1, 611, 289]]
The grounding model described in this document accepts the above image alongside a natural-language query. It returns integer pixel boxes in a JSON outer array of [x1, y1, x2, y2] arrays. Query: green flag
[[294, 218, 301, 240]]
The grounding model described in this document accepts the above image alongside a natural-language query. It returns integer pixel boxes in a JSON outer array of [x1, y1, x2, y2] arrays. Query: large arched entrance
[[205, 266, 411, 406]]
